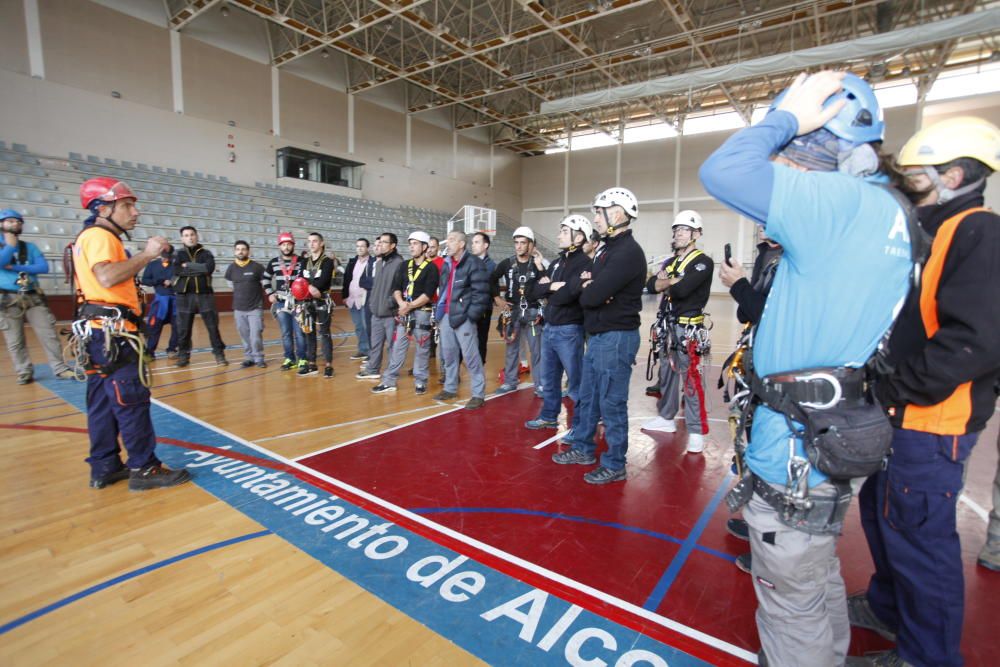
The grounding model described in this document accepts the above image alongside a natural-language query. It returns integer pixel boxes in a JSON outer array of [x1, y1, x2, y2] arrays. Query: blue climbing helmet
[[0, 208, 24, 223], [771, 72, 885, 144]]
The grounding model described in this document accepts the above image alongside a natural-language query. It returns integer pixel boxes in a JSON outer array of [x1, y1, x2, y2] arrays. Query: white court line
[[292, 382, 535, 460], [533, 431, 568, 450], [257, 403, 446, 442], [959, 493, 990, 523], [151, 397, 757, 664]]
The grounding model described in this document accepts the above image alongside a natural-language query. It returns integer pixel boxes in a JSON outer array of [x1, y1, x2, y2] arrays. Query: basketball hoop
[[448, 205, 496, 237]]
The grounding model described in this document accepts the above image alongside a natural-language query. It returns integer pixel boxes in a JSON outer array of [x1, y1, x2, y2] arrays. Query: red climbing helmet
[[80, 177, 137, 209]]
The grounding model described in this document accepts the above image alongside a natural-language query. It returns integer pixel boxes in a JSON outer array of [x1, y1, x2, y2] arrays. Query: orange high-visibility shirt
[[74, 226, 140, 330]]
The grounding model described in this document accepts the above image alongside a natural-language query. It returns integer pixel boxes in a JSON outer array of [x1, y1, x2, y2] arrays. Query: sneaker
[[175, 357, 190, 368], [645, 384, 661, 397], [323, 366, 333, 378], [215, 354, 229, 366], [494, 384, 518, 395], [54, 369, 75, 380], [349, 353, 368, 360], [372, 383, 397, 394], [641, 416, 677, 432], [281, 358, 296, 371], [128, 464, 192, 491], [465, 396, 485, 410], [525, 417, 559, 430], [686, 433, 705, 453], [415, 383, 427, 395], [298, 363, 319, 376], [735, 552, 752, 574], [256, 361, 268, 369], [726, 518, 750, 541], [356, 370, 381, 380], [433, 390, 457, 401], [847, 593, 897, 641], [89, 467, 130, 489], [584, 465, 627, 484], [241, 359, 255, 368], [143, 352, 155, 363], [552, 449, 596, 465], [977, 539, 1000, 571], [166, 350, 178, 359]]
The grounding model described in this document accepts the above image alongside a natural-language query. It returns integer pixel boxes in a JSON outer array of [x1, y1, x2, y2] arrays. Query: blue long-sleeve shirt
[[700, 111, 913, 487], [0, 240, 48, 291]]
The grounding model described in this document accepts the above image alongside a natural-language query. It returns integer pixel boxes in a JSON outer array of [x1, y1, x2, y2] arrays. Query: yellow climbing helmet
[[897, 116, 1000, 171]]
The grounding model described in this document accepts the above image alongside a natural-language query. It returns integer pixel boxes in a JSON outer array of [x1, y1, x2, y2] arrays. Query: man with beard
[[262, 232, 307, 371], [173, 225, 227, 367], [491, 227, 545, 395], [297, 232, 336, 378], [225, 240, 267, 369], [373, 231, 439, 394]]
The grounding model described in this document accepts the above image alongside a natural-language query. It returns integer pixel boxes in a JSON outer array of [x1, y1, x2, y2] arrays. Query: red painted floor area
[[300, 379, 1000, 664]]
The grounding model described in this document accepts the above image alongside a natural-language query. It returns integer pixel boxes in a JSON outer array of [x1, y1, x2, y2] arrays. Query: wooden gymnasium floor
[[1, 294, 997, 666]]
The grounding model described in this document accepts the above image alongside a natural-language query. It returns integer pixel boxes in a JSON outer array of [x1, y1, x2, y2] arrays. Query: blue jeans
[[272, 305, 306, 362], [859, 428, 979, 667], [348, 305, 370, 356], [537, 323, 584, 421], [85, 329, 158, 477], [563, 329, 639, 471]]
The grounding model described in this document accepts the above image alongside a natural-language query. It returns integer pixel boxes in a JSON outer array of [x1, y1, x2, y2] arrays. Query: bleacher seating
[[2, 139, 551, 297]]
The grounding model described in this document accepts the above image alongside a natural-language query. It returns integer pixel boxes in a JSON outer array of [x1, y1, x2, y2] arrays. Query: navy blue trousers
[[85, 329, 159, 478], [859, 427, 978, 667]]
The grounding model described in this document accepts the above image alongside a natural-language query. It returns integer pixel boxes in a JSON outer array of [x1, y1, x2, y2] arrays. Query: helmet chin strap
[[923, 166, 986, 205], [95, 201, 131, 240], [599, 208, 631, 238]]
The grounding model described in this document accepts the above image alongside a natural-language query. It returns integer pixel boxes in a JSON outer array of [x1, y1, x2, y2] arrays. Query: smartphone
[[724, 243, 732, 266]]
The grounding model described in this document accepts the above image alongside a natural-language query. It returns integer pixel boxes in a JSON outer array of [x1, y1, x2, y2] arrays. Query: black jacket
[[878, 188, 1000, 434], [646, 247, 713, 319], [491, 256, 544, 310], [173, 244, 215, 294], [302, 254, 335, 296], [729, 242, 783, 325], [580, 230, 646, 334], [436, 251, 489, 327], [527, 248, 590, 326]]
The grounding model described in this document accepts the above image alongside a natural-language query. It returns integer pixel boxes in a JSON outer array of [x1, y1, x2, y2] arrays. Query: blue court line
[[0, 529, 272, 636], [411, 507, 736, 563], [642, 472, 735, 611]]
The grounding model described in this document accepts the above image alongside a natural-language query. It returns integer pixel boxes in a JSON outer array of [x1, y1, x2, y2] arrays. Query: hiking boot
[[465, 396, 485, 410], [735, 552, 752, 574], [241, 359, 255, 368], [256, 361, 268, 369], [298, 363, 319, 376], [349, 353, 368, 360], [415, 383, 427, 395], [727, 518, 750, 541], [584, 465, 627, 484], [166, 350, 178, 359], [323, 366, 333, 378], [552, 449, 596, 465], [17, 373, 33, 385], [89, 467, 130, 489], [642, 416, 676, 432], [372, 383, 397, 394], [175, 357, 190, 368], [356, 370, 381, 380], [215, 354, 229, 366], [525, 417, 559, 430], [847, 593, 897, 641], [129, 464, 191, 491], [494, 384, 517, 395], [433, 390, 457, 401], [645, 384, 661, 397], [281, 358, 296, 371]]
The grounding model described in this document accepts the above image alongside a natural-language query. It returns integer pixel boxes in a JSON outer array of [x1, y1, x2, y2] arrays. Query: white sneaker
[[642, 416, 677, 432], [686, 433, 705, 454]]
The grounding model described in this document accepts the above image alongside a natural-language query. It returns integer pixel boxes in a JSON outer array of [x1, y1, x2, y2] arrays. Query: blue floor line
[[642, 472, 736, 611], [0, 530, 272, 636]]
